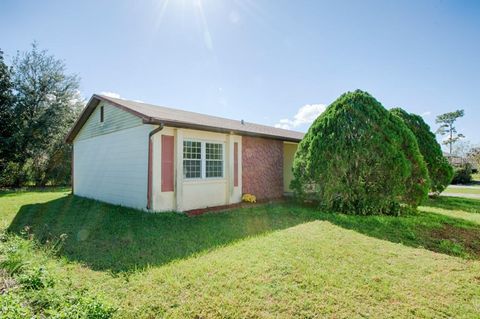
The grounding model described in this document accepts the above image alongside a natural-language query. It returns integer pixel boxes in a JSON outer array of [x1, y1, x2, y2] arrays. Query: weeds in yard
[[0, 232, 115, 318]]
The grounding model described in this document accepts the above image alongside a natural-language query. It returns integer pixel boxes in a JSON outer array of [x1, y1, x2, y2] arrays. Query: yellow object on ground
[[242, 193, 256, 203]]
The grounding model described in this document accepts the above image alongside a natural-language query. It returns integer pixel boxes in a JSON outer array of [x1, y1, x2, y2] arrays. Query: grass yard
[[1, 189, 480, 318], [473, 173, 480, 182], [444, 185, 480, 196]]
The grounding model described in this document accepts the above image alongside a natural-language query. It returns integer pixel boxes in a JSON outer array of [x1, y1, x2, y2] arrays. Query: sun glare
[[150, 0, 265, 54], [152, 0, 215, 51]]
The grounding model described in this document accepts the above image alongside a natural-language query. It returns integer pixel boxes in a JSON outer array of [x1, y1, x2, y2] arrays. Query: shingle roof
[[66, 94, 304, 143]]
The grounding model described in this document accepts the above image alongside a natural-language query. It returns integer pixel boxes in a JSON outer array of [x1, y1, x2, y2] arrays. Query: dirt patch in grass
[[0, 269, 18, 294], [425, 225, 480, 258]]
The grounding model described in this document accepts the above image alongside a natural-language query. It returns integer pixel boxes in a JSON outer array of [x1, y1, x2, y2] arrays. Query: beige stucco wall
[[151, 127, 242, 212], [283, 142, 298, 192]]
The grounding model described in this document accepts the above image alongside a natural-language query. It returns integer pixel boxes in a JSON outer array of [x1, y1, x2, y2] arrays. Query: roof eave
[[66, 94, 303, 144], [143, 118, 302, 142]]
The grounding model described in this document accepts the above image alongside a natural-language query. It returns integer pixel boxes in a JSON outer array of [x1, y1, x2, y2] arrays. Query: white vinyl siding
[[73, 125, 152, 210], [76, 101, 142, 141]]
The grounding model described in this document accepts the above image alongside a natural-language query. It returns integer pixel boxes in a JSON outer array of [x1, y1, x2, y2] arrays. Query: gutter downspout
[[147, 124, 164, 210]]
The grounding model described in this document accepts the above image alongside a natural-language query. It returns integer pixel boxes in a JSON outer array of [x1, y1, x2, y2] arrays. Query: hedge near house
[[291, 90, 430, 215], [390, 108, 453, 193]]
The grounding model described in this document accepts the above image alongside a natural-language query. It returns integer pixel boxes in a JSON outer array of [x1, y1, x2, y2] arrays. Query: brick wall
[[242, 136, 284, 200]]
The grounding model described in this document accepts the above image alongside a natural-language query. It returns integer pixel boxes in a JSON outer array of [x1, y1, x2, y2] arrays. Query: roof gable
[[66, 94, 304, 143], [75, 101, 142, 141]]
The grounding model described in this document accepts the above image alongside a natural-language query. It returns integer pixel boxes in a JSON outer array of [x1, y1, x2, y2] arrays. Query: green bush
[[292, 90, 430, 215], [451, 164, 472, 184], [390, 108, 454, 193]]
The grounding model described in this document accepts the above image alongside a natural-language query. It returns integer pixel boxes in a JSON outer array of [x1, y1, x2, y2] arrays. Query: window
[[183, 140, 224, 179], [206, 143, 223, 178], [183, 141, 201, 178], [100, 106, 104, 123]]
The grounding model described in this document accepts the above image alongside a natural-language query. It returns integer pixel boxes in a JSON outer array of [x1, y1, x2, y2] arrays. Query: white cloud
[[100, 91, 121, 99], [421, 111, 431, 117], [275, 103, 326, 130]]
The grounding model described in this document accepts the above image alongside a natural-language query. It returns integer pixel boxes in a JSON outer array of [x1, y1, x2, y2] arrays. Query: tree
[[436, 110, 465, 154], [0, 49, 15, 171], [452, 140, 472, 158], [390, 108, 454, 194], [468, 147, 480, 169], [292, 90, 430, 215], [0, 43, 84, 186]]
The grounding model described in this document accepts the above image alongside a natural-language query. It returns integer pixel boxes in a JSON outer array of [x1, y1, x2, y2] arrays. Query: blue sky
[[1, 0, 479, 146]]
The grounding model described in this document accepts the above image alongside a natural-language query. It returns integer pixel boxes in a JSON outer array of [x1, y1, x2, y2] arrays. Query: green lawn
[[1, 189, 480, 318], [473, 172, 480, 182], [444, 185, 480, 195]]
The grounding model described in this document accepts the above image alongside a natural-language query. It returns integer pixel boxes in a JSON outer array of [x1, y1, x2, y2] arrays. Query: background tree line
[[0, 43, 84, 187]]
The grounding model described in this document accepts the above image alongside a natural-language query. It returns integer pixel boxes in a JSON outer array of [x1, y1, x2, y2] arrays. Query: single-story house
[[65, 94, 304, 212], [443, 152, 466, 167]]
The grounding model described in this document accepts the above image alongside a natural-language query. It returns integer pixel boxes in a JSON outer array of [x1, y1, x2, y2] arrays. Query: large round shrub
[[451, 164, 472, 185], [291, 90, 430, 215], [390, 108, 454, 193]]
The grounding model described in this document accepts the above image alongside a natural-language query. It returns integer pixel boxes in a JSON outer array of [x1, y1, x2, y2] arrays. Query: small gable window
[[100, 106, 104, 123]]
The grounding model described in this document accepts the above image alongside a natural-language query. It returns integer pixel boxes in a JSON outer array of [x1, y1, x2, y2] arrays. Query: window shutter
[[234, 142, 239, 187], [161, 135, 174, 192]]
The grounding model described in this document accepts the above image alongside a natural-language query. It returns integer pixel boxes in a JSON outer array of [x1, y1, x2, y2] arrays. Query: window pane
[[206, 160, 223, 178], [205, 143, 223, 178], [206, 143, 223, 160], [183, 160, 201, 178], [183, 141, 201, 159], [183, 141, 202, 178]]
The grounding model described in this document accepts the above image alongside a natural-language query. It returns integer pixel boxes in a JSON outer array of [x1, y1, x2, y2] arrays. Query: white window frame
[[183, 139, 225, 180], [183, 140, 202, 180]]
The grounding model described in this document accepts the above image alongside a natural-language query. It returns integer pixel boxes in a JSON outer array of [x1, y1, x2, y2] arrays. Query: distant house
[[443, 152, 478, 172], [443, 152, 465, 167], [65, 95, 303, 212]]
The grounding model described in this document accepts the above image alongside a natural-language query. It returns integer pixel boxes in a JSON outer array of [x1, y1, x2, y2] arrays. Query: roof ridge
[[98, 94, 303, 134]]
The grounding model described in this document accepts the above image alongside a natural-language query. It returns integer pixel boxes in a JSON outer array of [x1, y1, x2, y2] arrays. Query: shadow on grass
[[8, 195, 480, 272], [8, 195, 313, 272]]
